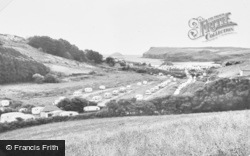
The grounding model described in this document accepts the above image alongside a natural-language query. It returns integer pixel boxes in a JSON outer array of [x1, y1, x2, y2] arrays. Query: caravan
[[0, 112, 35, 123]]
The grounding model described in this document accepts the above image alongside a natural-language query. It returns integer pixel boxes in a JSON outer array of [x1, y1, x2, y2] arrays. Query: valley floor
[[0, 71, 176, 106], [0, 110, 249, 156]]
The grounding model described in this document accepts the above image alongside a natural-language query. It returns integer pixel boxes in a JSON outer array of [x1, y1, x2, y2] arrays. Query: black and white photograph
[[0, 0, 250, 155]]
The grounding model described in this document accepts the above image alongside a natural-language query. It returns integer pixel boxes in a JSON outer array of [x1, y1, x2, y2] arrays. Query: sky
[[0, 0, 249, 55]]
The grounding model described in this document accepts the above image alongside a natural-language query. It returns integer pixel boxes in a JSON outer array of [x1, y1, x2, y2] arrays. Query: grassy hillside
[[1, 110, 249, 156], [0, 34, 100, 76], [143, 47, 250, 62], [0, 46, 49, 84], [179, 81, 205, 95]]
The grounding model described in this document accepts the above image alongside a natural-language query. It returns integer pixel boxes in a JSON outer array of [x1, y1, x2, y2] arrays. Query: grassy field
[[0, 71, 159, 106], [1, 110, 250, 156]]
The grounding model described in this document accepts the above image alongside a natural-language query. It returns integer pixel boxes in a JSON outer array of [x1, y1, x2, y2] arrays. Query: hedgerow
[[0, 113, 96, 133]]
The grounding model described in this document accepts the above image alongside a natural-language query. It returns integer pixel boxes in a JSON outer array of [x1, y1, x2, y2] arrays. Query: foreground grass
[[1, 110, 250, 156]]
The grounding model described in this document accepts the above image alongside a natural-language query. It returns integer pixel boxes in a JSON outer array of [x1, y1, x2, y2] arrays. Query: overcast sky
[[0, 0, 249, 55]]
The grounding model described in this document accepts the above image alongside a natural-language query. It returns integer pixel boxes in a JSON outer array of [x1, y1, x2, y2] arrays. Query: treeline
[[28, 36, 88, 62], [28, 36, 105, 64], [0, 47, 49, 84]]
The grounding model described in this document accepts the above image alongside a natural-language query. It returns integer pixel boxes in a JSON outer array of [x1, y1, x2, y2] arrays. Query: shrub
[[10, 100, 23, 109], [22, 104, 35, 113], [32, 73, 44, 84], [134, 101, 156, 115], [105, 99, 157, 116], [119, 61, 126, 67], [57, 97, 96, 113], [85, 49, 103, 64], [105, 57, 115, 67], [44, 73, 59, 83], [136, 69, 147, 73], [95, 108, 112, 118]]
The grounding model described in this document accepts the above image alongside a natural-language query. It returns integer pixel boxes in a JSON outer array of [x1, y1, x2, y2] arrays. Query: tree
[[85, 49, 103, 64], [57, 97, 96, 113], [105, 57, 115, 66], [28, 36, 87, 62]]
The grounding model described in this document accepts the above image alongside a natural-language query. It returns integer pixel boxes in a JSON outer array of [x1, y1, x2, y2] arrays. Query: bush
[[105, 99, 157, 116], [95, 108, 112, 118], [10, 100, 23, 109], [105, 57, 115, 67], [134, 101, 156, 115], [57, 97, 96, 113], [32, 73, 44, 84], [136, 69, 147, 73], [85, 49, 103, 64], [44, 73, 59, 83]]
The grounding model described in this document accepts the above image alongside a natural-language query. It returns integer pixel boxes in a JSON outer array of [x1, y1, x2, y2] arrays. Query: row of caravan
[[0, 110, 80, 123], [89, 86, 131, 103], [72, 85, 105, 97], [0, 112, 35, 123], [1, 105, 101, 123], [135, 79, 174, 100], [32, 106, 100, 115], [87, 81, 149, 103], [60, 81, 150, 105]]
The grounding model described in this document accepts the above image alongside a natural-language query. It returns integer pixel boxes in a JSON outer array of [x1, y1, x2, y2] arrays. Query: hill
[[143, 47, 250, 62], [110, 52, 123, 57], [0, 110, 249, 156]]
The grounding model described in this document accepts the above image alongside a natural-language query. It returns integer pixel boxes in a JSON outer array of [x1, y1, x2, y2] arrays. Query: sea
[[110, 55, 217, 67]]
